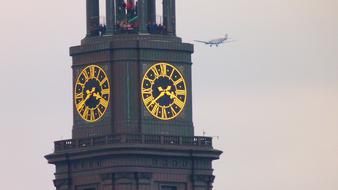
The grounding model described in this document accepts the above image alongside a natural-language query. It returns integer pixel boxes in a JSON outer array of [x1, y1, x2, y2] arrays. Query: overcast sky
[[1, 0, 338, 190]]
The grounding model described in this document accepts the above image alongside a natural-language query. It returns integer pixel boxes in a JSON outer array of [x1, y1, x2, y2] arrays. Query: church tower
[[46, 1, 222, 190]]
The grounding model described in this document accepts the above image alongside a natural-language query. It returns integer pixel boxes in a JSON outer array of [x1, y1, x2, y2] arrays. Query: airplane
[[194, 34, 233, 47]]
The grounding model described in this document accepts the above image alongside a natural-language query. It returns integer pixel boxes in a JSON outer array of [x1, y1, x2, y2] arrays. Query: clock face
[[74, 65, 110, 122], [141, 63, 187, 120]]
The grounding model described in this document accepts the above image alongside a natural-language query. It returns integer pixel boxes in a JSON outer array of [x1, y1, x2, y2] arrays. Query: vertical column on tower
[[137, 0, 148, 33], [86, 0, 100, 36], [148, 0, 156, 24], [106, 0, 116, 34], [172, 0, 176, 35], [163, 0, 176, 35]]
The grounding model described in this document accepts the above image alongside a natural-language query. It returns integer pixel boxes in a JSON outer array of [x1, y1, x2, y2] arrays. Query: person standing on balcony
[[117, 0, 127, 22], [126, 0, 135, 20]]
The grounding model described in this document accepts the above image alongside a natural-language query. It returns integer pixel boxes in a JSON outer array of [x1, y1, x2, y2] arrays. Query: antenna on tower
[[202, 129, 219, 140]]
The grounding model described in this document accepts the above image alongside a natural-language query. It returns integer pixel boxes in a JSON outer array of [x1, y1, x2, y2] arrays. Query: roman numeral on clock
[[151, 67, 160, 77], [75, 93, 83, 99], [176, 90, 186, 96], [174, 78, 184, 86], [174, 98, 185, 109], [89, 66, 95, 78], [160, 64, 167, 76], [151, 103, 160, 116], [143, 96, 154, 106], [142, 88, 152, 94]]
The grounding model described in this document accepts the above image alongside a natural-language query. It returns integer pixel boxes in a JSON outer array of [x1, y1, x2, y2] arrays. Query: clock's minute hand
[[78, 87, 96, 110], [150, 91, 165, 105], [166, 91, 177, 100], [93, 92, 103, 100]]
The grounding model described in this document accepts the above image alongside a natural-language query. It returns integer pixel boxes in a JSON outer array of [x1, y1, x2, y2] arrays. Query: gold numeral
[[77, 81, 85, 86], [89, 66, 95, 78], [174, 78, 184, 86], [100, 98, 109, 108], [151, 103, 160, 116], [82, 107, 89, 117], [174, 98, 185, 109], [160, 64, 167, 76], [75, 93, 83, 99], [144, 76, 155, 84], [101, 88, 110, 95], [97, 108, 102, 117], [142, 88, 152, 94], [151, 67, 160, 78], [82, 70, 89, 79], [176, 89, 186, 96], [89, 110, 95, 120], [170, 106, 177, 115], [162, 107, 168, 119], [100, 78, 108, 86], [143, 96, 154, 106]]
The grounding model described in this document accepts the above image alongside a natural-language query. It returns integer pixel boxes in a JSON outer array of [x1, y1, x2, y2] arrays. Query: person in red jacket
[[126, 0, 134, 19]]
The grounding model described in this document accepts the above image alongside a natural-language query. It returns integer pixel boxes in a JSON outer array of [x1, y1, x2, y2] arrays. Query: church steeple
[[86, 0, 176, 36], [46, 1, 222, 190]]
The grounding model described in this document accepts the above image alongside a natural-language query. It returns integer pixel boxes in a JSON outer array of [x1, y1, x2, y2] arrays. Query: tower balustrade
[[86, 0, 176, 36]]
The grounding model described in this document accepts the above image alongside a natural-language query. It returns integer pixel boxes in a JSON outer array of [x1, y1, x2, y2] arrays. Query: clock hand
[[77, 87, 97, 109], [93, 92, 103, 100], [160, 85, 175, 99], [150, 91, 166, 105], [158, 86, 164, 92], [165, 91, 177, 100], [149, 85, 172, 105], [165, 86, 172, 91], [78, 94, 91, 110], [90, 87, 96, 94], [158, 86, 171, 92]]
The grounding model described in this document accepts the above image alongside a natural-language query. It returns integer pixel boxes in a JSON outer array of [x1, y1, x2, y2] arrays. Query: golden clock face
[[141, 63, 187, 120], [74, 65, 110, 122]]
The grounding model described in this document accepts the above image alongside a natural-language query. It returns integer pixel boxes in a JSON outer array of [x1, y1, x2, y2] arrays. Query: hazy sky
[[1, 0, 338, 190]]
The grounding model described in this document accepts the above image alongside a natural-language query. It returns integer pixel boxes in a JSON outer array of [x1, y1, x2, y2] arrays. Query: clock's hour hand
[[166, 86, 172, 91], [158, 86, 171, 92], [158, 86, 164, 92]]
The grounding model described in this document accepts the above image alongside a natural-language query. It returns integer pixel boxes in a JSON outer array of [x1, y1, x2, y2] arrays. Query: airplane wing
[[194, 40, 209, 44]]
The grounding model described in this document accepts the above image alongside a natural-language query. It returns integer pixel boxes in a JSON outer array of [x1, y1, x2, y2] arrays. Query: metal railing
[[54, 134, 213, 152]]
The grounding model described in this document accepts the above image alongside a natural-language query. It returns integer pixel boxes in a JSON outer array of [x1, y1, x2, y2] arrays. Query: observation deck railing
[[54, 134, 213, 153]]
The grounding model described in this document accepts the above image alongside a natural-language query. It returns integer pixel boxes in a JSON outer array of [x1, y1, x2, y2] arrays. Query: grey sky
[[0, 0, 338, 189]]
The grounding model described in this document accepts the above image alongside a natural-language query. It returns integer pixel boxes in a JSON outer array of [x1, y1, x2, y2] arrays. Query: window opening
[[156, 0, 163, 24], [147, 0, 167, 34], [116, 0, 139, 33], [99, 0, 107, 35]]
